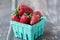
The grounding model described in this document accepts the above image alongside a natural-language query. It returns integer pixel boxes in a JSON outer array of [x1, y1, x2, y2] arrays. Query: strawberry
[[25, 7, 33, 14], [11, 15, 20, 22], [19, 4, 26, 10], [20, 14, 30, 24], [30, 15, 40, 25], [18, 10, 25, 16], [19, 4, 33, 14], [33, 11, 42, 17]]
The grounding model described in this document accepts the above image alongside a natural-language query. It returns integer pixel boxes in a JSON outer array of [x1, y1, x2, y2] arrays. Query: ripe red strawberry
[[33, 11, 42, 17], [25, 7, 33, 14], [11, 15, 20, 22], [19, 4, 26, 10], [30, 15, 40, 25], [18, 10, 25, 16], [19, 4, 33, 14], [20, 14, 30, 24]]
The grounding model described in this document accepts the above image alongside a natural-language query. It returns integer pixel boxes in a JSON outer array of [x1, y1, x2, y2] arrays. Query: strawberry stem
[[29, 13, 32, 18], [15, 7, 19, 15], [24, 13, 32, 19], [12, 7, 19, 15]]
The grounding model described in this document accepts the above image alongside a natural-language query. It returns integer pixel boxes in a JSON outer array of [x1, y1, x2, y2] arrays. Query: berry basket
[[10, 16, 46, 40]]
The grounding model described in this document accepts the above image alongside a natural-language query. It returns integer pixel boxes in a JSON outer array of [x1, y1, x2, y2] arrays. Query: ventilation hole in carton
[[38, 31, 39, 36], [26, 34, 28, 40], [34, 34, 36, 40], [17, 37, 20, 39], [21, 33, 23, 39], [16, 32, 18, 34]]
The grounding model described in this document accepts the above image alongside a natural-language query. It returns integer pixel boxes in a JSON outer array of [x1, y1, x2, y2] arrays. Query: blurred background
[[0, 0, 60, 40], [0, 0, 11, 40]]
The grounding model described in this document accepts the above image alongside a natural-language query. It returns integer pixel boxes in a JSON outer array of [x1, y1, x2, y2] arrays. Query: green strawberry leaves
[[24, 13, 32, 19], [11, 7, 19, 15]]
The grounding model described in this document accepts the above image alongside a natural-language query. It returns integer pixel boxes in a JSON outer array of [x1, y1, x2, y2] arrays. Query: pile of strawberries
[[11, 4, 42, 25]]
